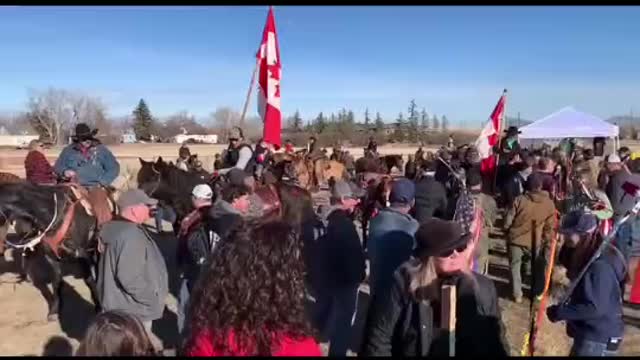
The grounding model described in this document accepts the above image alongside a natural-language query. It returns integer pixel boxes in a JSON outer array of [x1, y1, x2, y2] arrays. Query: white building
[[0, 135, 40, 148], [172, 134, 218, 144]]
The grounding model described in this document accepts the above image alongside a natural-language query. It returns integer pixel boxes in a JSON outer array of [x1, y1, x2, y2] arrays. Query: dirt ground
[[2, 219, 640, 356], [2, 143, 640, 356]]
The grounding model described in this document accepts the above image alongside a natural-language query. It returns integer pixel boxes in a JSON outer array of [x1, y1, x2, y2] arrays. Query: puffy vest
[[223, 143, 256, 172]]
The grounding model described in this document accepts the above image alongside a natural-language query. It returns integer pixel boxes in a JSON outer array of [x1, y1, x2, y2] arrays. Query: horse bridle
[[146, 163, 163, 197]]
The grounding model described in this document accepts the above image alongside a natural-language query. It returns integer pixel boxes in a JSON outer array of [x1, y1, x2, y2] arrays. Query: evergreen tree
[[420, 108, 429, 130], [432, 114, 440, 131], [292, 110, 303, 132], [364, 108, 371, 126], [314, 112, 327, 133], [346, 110, 355, 124], [407, 99, 418, 122], [441, 115, 449, 132], [132, 98, 154, 141], [375, 112, 384, 132], [392, 112, 406, 142]]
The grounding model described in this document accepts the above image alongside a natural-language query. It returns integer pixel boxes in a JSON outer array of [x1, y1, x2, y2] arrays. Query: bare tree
[[0, 112, 36, 135], [25, 88, 110, 145], [157, 110, 208, 139]]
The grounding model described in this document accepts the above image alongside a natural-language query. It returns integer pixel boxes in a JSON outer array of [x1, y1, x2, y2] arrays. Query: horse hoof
[[47, 314, 59, 322]]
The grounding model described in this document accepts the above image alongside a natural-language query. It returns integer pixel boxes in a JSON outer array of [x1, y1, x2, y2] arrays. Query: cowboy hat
[[504, 126, 521, 135], [72, 123, 98, 142]]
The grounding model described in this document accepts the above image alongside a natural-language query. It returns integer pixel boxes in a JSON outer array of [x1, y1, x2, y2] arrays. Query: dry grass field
[[1, 142, 640, 356]]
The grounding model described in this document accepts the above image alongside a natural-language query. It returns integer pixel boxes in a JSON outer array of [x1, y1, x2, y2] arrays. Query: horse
[[354, 154, 404, 175], [0, 182, 115, 321], [0, 172, 24, 255], [137, 157, 210, 231]]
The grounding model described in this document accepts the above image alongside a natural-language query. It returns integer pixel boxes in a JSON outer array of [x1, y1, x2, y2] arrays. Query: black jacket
[[414, 176, 448, 222], [318, 208, 366, 290], [361, 262, 509, 357]]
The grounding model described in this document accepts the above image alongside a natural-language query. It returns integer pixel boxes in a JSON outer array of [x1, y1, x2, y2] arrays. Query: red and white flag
[[256, 6, 282, 147], [475, 89, 507, 176]]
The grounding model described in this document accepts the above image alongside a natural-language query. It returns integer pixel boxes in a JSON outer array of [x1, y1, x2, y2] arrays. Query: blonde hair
[[28, 139, 42, 151], [407, 257, 440, 301]]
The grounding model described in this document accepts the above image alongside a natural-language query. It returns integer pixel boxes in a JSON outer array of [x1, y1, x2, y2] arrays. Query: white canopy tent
[[518, 107, 619, 152]]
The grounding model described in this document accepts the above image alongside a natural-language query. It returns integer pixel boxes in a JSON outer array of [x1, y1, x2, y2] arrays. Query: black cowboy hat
[[72, 123, 98, 142], [504, 126, 521, 135]]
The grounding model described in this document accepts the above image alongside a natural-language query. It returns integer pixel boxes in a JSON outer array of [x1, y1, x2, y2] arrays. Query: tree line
[[284, 99, 453, 146]]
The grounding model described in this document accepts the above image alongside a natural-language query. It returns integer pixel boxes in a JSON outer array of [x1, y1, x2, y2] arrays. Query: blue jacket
[[555, 247, 626, 343], [368, 208, 419, 297], [54, 141, 120, 187]]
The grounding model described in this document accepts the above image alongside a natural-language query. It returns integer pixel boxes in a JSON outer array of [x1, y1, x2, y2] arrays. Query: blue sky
[[1, 6, 639, 128]]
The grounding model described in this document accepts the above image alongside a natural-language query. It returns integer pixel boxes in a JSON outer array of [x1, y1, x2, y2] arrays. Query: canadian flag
[[256, 6, 282, 147], [475, 89, 507, 176]]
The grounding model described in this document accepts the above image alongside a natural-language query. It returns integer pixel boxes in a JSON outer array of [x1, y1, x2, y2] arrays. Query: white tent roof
[[518, 106, 619, 139]]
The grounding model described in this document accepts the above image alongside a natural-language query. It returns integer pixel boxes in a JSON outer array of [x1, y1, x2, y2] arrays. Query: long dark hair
[[76, 311, 156, 356], [185, 220, 314, 355]]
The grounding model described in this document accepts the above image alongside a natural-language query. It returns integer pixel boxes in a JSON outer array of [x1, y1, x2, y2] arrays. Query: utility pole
[[517, 112, 521, 127]]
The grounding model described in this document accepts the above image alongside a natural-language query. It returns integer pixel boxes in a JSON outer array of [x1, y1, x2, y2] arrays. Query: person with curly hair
[[183, 220, 321, 356]]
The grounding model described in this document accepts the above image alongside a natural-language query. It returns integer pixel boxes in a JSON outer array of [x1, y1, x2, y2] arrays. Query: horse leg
[[81, 257, 101, 313], [43, 250, 63, 322]]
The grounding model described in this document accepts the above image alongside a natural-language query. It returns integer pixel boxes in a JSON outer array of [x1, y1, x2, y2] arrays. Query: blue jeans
[[176, 276, 190, 340], [570, 338, 620, 356], [324, 285, 360, 356]]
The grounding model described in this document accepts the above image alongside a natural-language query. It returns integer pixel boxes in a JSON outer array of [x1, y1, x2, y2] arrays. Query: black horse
[[0, 182, 106, 321], [137, 157, 213, 231]]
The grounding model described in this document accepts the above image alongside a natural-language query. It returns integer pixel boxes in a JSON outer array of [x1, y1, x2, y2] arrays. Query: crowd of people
[[16, 122, 640, 357]]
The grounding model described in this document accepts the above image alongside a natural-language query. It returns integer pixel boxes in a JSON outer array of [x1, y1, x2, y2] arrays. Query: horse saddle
[[62, 184, 114, 226]]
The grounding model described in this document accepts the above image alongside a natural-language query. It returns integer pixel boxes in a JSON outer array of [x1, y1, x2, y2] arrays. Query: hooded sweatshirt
[[97, 219, 169, 322], [504, 190, 556, 249], [555, 246, 626, 343], [368, 207, 419, 297]]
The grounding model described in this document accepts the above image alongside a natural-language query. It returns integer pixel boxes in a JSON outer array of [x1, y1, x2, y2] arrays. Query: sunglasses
[[438, 242, 469, 258]]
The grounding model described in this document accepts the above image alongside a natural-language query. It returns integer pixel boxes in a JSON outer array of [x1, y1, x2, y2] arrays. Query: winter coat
[[414, 175, 448, 222], [552, 246, 626, 343], [53, 141, 120, 187], [24, 150, 57, 185], [361, 261, 509, 356], [185, 329, 322, 356], [502, 171, 528, 209], [317, 207, 366, 291], [368, 208, 419, 297], [504, 190, 556, 249], [97, 219, 169, 322]]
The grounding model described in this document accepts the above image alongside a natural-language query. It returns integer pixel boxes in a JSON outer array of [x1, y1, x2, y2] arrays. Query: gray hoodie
[[97, 219, 169, 322]]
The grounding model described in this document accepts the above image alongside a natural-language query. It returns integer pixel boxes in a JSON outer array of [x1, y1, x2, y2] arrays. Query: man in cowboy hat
[[217, 127, 256, 175], [54, 123, 120, 188], [499, 126, 522, 158]]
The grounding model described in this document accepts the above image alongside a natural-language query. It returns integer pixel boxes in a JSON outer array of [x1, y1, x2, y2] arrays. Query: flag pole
[[492, 88, 508, 194], [240, 58, 260, 125]]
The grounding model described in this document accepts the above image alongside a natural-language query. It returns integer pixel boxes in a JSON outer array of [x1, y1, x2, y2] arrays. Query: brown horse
[[0, 172, 23, 255]]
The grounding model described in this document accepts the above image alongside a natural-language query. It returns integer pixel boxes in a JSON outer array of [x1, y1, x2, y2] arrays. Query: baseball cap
[[331, 180, 355, 200], [607, 153, 622, 164], [389, 178, 415, 205], [117, 189, 158, 209], [192, 184, 213, 200], [560, 211, 598, 235]]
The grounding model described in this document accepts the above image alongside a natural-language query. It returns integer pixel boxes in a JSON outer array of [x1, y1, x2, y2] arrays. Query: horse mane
[[0, 183, 70, 231]]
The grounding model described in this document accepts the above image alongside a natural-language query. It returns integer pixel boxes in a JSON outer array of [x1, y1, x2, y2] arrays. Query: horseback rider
[[307, 136, 318, 155], [497, 126, 522, 162], [366, 136, 378, 156], [254, 138, 272, 179], [176, 144, 192, 172], [218, 127, 256, 176], [54, 123, 120, 188], [54, 123, 121, 225]]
